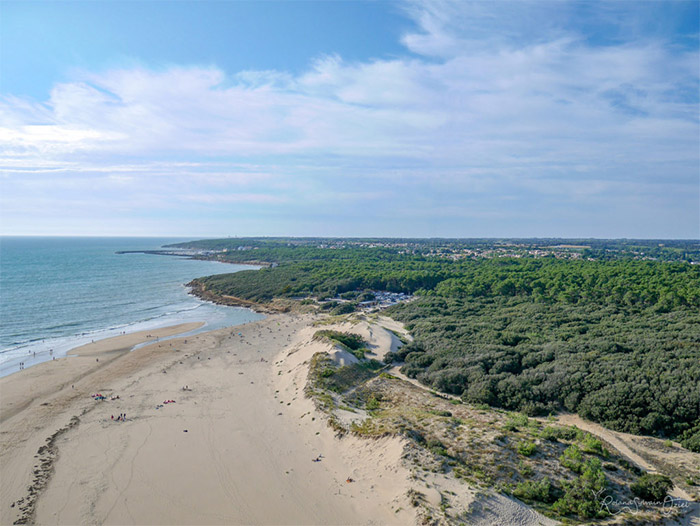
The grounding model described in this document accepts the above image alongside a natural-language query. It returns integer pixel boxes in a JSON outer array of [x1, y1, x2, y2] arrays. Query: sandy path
[[555, 415, 656, 470]]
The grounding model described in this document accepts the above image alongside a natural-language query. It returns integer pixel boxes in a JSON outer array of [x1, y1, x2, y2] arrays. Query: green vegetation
[[181, 237, 700, 451], [307, 365, 651, 522], [540, 425, 580, 442], [517, 441, 538, 457], [314, 330, 368, 360], [322, 360, 384, 393], [580, 433, 606, 455], [504, 413, 531, 432], [169, 237, 700, 264], [307, 331, 385, 394], [366, 394, 381, 410], [560, 444, 585, 473], [192, 245, 699, 308], [330, 302, 356, 315], [552, 457, 608, 518], [390, 294, 700, 450], [631, 473, 674, 501], [313, 330, 366, 350], [513, 477, 555, 503]]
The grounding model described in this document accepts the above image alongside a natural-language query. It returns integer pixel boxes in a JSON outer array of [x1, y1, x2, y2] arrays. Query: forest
[[387, 296, 700, 450], [177, 237, 700, 451]]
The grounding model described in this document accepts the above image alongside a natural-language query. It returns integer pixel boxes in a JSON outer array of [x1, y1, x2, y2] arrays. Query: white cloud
[[1, 0, 697, 237], [2, 29, 695, 165]]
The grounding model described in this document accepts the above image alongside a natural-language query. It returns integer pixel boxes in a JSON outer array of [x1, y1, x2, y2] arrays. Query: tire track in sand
[[103, 420, 152, 524]]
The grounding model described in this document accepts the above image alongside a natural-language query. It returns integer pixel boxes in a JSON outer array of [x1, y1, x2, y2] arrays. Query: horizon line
[[1, 234, 698, 242]]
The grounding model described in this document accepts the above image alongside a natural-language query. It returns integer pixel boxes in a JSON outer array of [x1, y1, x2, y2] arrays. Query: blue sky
[[1, 0, 698, 238]]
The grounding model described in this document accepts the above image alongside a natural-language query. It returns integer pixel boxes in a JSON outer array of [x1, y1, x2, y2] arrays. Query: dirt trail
[[557, 415, 658, 471], [554, 413, 699, 524]]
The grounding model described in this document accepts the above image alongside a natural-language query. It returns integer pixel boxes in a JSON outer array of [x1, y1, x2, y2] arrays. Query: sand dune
[[1, 312, 585, 526], [0, 315, 412, 525]]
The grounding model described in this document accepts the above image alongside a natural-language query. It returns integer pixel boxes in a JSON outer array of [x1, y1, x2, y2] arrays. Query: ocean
[[0, 237, 264, 377]]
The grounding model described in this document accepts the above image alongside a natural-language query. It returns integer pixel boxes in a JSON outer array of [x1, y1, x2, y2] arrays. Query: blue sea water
[[0, 237, 264, 377]]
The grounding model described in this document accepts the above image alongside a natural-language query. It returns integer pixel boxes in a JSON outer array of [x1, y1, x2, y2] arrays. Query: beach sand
[[68, 323, 205, 357], [0, 315, 412, 525], [7, 312, 688, 526]]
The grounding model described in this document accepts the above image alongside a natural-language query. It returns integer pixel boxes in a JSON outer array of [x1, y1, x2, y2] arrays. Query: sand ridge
[[68, 322, 205, 357]]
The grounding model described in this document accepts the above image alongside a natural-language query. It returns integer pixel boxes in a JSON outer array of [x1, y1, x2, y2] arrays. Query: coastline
[[3, 309, 690, 525], [0, 237, 265, 380], [0, 313, 414, 525], [0, 322, 205, 425], [68, 322, 205, 356], [186, 279, 288, 314]]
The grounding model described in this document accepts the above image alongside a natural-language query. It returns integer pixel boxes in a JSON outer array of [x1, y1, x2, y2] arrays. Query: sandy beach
[[0, 315, 412, 525], [3, 311, 694, 526]]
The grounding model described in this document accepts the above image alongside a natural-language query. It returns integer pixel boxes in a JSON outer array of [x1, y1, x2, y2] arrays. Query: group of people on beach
[[91, 393, 120, 401], [155, 399, 176, 410], [18, 350, 40, 370], [111, 413, 127, 421]]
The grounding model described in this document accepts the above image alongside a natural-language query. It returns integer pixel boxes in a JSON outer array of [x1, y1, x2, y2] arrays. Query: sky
[[1, 0, 698, 239]]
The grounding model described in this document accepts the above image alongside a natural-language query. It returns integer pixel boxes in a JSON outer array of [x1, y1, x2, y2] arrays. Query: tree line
[[184, 238, 700, 451]]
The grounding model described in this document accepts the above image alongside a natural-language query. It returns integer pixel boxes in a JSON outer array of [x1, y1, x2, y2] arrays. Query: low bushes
[[631, 473, 674, 502]]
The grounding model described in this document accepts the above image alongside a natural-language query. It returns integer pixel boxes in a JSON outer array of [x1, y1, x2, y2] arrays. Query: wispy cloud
[[181, 193, 288, 205], [1, 0, 697, 237]]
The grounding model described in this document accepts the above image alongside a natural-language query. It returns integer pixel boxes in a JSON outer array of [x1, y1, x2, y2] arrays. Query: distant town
[[160, 237, 700, 264]]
